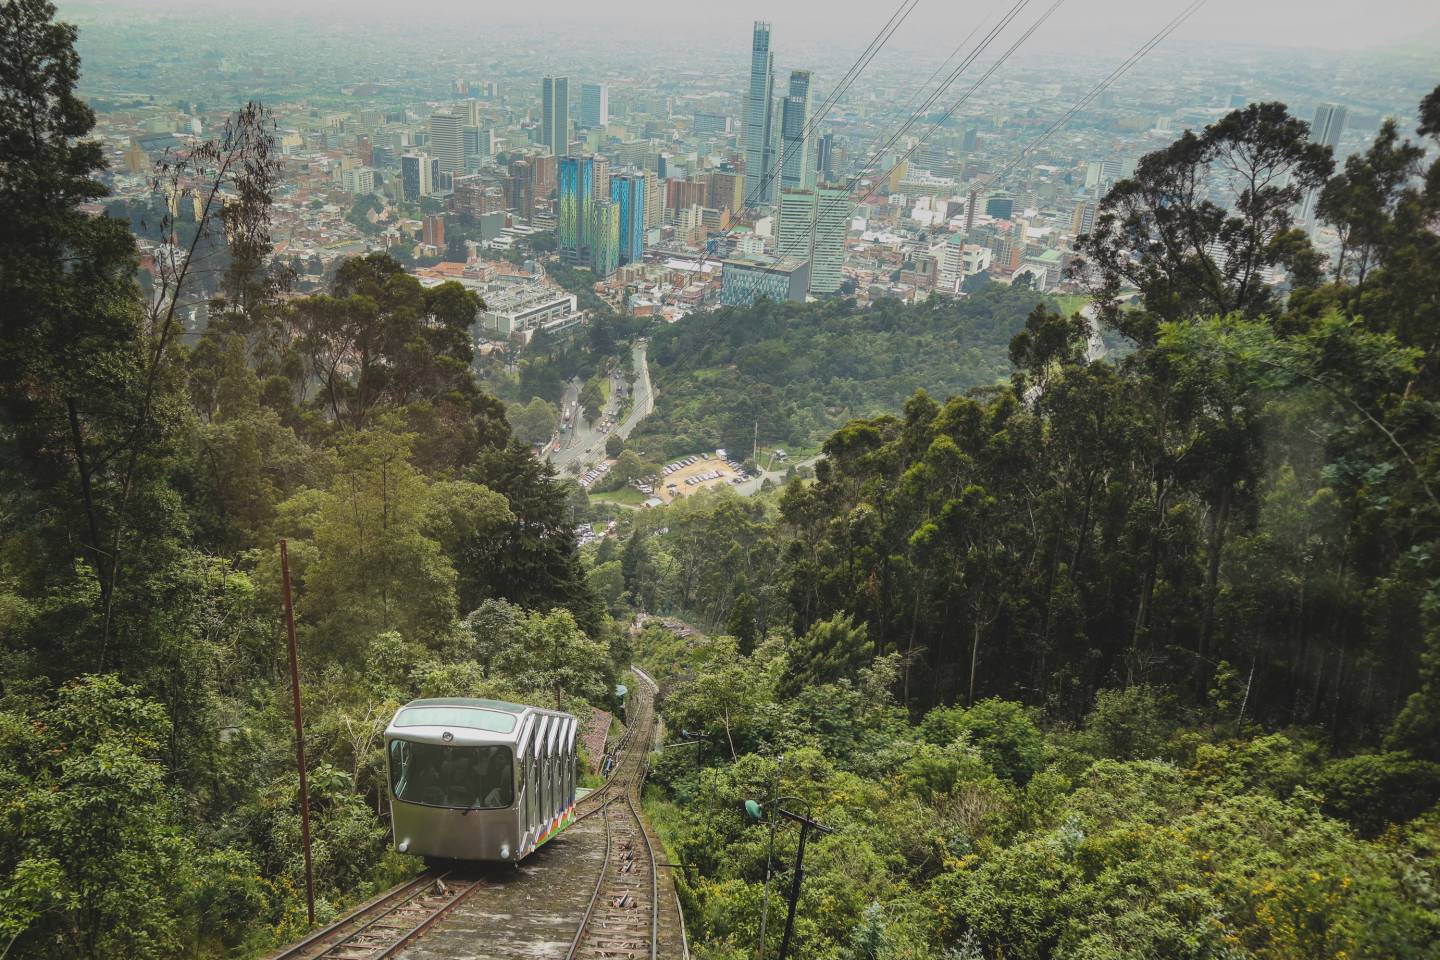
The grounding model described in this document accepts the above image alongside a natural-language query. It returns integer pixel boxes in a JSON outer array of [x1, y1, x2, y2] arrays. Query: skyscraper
[[742, 22, 776, 208], [779, 70, 814, 193], [1302, 103, 1347, 222], [815, 133, 835, 183], [775, 185, 849, 296], [428, 113, 464, 174], [542, 76, 570, 156], [558, 154, 593, 263], [400, 152, 432, 202], [611, 172, 646, 265], [642, 170, 664, 230], [589, 197, 619, 277], [809, 184, 849, 294], [580, 82, 609, 129]]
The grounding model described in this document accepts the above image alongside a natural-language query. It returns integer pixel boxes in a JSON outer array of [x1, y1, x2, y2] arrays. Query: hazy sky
[[63, 0, 1440, 53]]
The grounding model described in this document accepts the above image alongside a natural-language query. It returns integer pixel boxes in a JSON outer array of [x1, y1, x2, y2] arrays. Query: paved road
[[547, 341, 653, 475]]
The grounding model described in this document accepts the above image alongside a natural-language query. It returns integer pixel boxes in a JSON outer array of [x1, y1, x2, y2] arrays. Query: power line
[[991, 0, 1208, 184], [654, 0, 1063, 388], [741, 0, 923, 210]]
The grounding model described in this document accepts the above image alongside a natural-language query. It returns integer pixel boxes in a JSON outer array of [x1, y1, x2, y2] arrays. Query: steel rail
[[267, 871, 437, 960]]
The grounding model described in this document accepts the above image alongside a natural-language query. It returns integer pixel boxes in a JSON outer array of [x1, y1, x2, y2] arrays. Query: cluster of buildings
[[79, 12, 1385, 328]]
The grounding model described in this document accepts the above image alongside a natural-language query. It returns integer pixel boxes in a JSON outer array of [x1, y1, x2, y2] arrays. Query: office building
[[986, 193, 1015, 219], [506, 160, 534, 219], [742, 22, 777, 207], [720, 254, 810, 305], [774, 185, 848, 295], [341, 166, 375, 195], [428, 113, 464, 174], [400, 152, 433, 202], [708, 170, 744, 214], [591, 155, 611, 202], [808, 185, 849, 294], [611, 172, 646, 265], [464, 125, 495, 159], [643, 170, 664, 229], [589, 197, 620, 277], [779, 70, 814, 192], [422, 214, 445, 248], [815, 133, 834, 183], [1071, 200, 1096, 237], [542, 76, 570, 156], [531, 154, 557, 198], [694, 112, 731, 136], [558, 154, 594, 263], [580, 82, 609, 129]]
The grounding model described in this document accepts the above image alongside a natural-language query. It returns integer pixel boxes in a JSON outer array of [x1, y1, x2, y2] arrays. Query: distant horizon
[[56, 0, 1440, 55]]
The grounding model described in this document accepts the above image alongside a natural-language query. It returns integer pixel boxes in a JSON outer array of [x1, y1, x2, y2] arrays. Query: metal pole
[[279, 539, 316, 926], [756, 760, 780, 960], [776, 818, 810, 960]]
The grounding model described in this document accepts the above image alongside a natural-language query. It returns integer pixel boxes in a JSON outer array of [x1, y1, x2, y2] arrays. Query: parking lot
[[645, 452, 750, 504]]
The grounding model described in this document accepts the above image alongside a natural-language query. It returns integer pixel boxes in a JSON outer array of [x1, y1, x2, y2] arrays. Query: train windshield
[[388, 741, 514, 809]]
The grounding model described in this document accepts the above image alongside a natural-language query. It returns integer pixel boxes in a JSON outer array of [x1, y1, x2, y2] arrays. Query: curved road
[[547, 341, 654, 475]]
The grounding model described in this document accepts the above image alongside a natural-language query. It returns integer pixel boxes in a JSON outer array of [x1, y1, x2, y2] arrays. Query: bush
[[1314, 751, 1440, 837]]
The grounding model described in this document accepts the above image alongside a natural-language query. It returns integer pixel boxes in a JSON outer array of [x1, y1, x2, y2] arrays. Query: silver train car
[[384, 697, 579, 863]]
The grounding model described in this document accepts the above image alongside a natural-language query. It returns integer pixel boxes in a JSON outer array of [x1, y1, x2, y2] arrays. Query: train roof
[[385, 698, 578, 755], [405, 697, 528, 713]]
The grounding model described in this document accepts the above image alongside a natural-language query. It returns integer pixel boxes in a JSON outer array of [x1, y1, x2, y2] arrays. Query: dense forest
[[619, 92, 1440, 959], [3, 1, 1440, 958], [629, 284, 1048, 460], [1, 4, 616, 956]]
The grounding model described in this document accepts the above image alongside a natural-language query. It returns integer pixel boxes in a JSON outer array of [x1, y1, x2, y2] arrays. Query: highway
[[547, 341, 653, 475]]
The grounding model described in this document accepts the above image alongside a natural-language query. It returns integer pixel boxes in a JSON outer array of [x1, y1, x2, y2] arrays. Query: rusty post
[[280, 539, 316, 925]]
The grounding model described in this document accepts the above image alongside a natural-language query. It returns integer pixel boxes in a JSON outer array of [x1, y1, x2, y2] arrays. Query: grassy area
[[1054, 293, 1091, 316], [592, 487, 648, 506]]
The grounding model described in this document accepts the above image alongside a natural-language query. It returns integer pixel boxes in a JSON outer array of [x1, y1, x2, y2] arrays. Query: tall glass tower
[[742, 22, 776, 208], [779, 70, 814, 193], [542, 76, 570, 156], [557, 154, 592, 263]]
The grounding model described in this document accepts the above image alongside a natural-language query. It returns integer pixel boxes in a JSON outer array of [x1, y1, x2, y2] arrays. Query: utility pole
[[279, 540, 316, 925], [753, 419, 759, 466]]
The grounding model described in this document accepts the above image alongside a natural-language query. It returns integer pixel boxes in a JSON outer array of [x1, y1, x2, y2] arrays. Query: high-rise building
[[591, 155, 611, 201], [642, 170, 664, 229], [589, 197, 620, 276], [558, 154, 594, 263], [531, 154, 557, 198], [428, 113, 464, 173], [708, 170, 744, 214], [775, 186, 848, 295], [580, 82, 609, 129], [542, 76, 570, 156], [463, 125, 495, 159], [422, 214, 446, 248], [720, 254, 810, 305], [507, 160, 534, 219], [400, 152, 433, 202], [779, 70, 814, 193], [814, 133, 834, 183], [808, 184, 849, 294], [742, 22, 776, 208], [1071, 200, 1096, 237], [1302, 103, 1348, 222], [775, 188, 816, 263], [693, 112, 732, 136], [611, 172, 646, 265]]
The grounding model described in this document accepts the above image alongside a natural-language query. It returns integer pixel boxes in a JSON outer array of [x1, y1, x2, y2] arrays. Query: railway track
[[269, 870, 483, 960], [268, 667, 666, 960], [566, 668, 660, 960]]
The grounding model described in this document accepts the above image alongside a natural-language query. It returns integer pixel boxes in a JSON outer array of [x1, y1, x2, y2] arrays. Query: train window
[[388, 740, 514, 809], [393, 706, 517, 733]]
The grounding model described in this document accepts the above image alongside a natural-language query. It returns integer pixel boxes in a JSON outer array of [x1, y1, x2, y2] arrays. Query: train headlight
[[500, 843, 511, 860], [398, 838, 410, 853]]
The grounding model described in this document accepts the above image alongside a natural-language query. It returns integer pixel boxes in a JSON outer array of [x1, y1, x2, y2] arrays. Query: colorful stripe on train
[[532, 802, 576, 852]]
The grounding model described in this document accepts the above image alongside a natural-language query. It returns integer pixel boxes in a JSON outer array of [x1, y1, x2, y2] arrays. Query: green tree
[[508, 396, 559, 446]]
